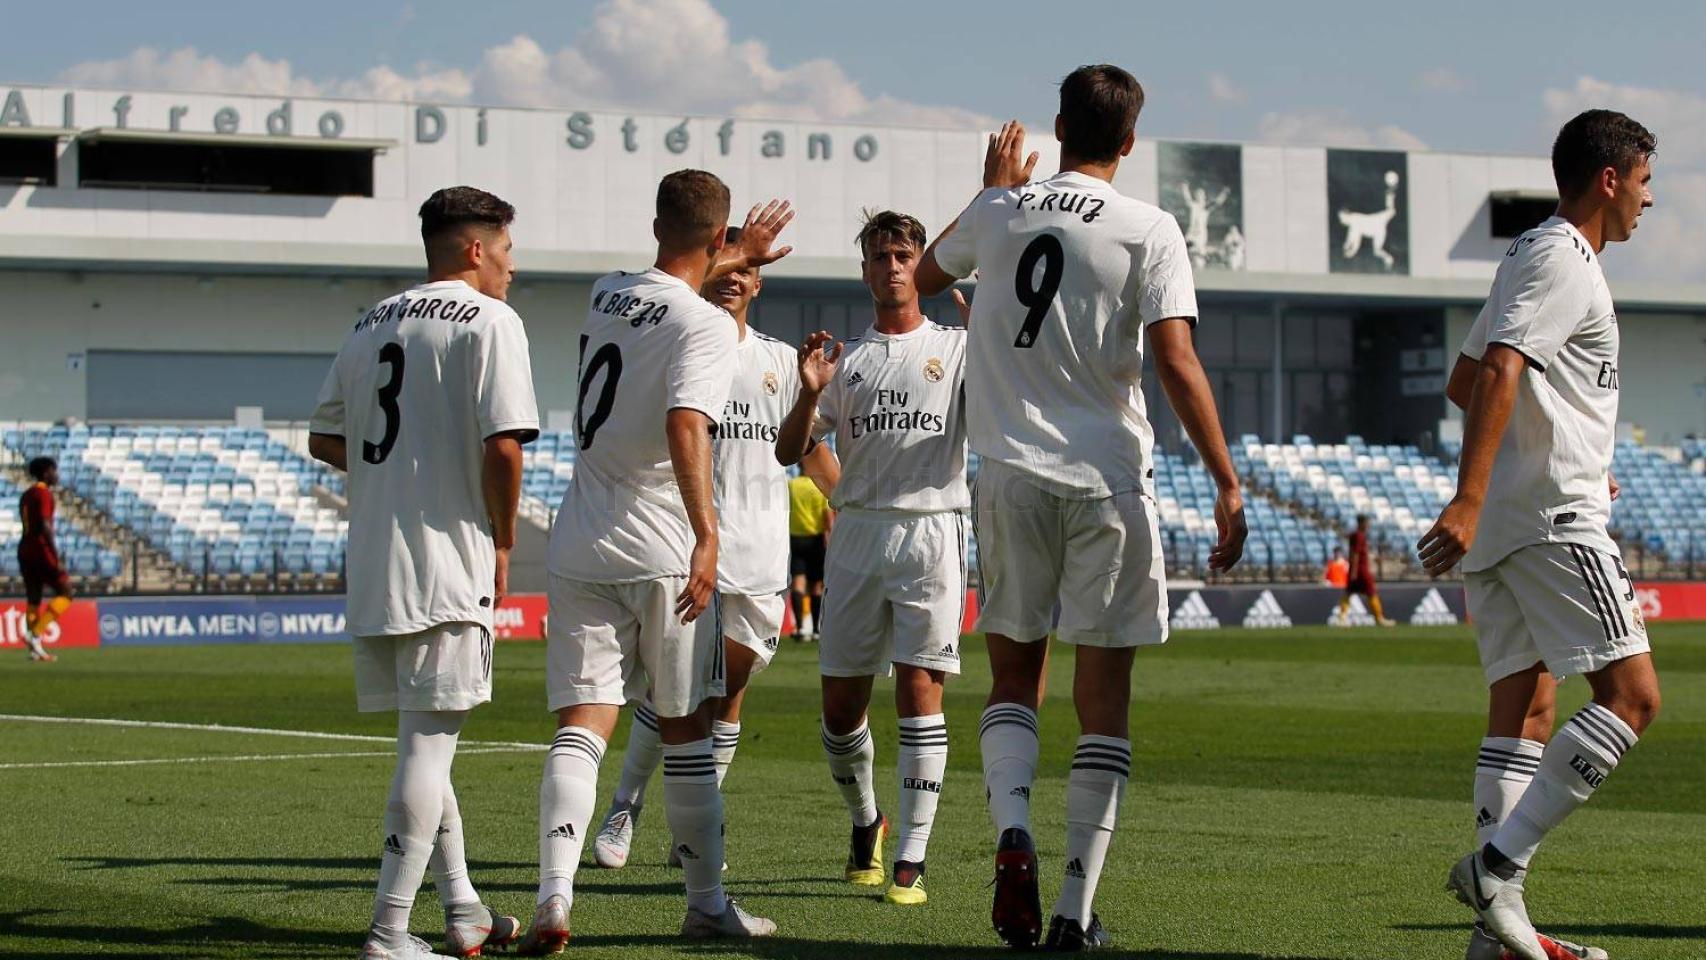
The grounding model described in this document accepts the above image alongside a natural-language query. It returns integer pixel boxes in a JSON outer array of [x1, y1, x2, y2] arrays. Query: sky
[[5, 0, 1706, 280]]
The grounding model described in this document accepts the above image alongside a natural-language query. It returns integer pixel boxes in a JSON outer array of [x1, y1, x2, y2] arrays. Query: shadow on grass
[[64, 855, 533, 871], [1396, 920, 1706, 940]]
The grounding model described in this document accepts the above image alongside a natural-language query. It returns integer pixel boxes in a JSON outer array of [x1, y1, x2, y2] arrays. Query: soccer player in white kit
[[308, 187, 540, 960], [776, 210, 968, 907], [916, 66, 1248, 950], [1421, 110, 1659, 960], [591, 228, 841, 870], [515, 172, 794, 951]]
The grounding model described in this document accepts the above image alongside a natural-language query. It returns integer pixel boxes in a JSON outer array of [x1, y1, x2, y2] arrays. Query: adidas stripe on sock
[[663, 739, 726, 915], [823, 719, 879, 827], [896, 714, 948, 864], [1054, 735, 1130, 926], [1487, 703, 1637, 875], [980, 703, 1039, 839], [612, 700, 663, 808], [538, 726, 606, 907], [1473, 737, 1543, 847], [711, 720, 741, 788]]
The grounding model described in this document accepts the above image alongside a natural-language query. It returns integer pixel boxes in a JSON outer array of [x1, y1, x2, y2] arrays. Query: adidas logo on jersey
[[383, 834, 404, 856], [1330, 596, 1376, 627], [1241, 590, 1293, 629], [546, 822, 577, 839], [1064, 857, 1086, 879], [1170, 591, 1220, 630], [1410, 588, 1459, 626], [846, 371, 865, 386]]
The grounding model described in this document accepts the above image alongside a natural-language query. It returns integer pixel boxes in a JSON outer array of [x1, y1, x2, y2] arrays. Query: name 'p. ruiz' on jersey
[[933, 171, 1198, 500], [311, 279, 540, 638], [1458, 216, 1621, 572], [715, 327, 801, 595], [809, 320, 967, 514], [547, 268, 738, 584]]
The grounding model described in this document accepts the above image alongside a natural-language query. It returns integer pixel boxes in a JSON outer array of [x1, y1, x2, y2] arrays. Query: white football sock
[[822, 719, 879, 827], [429, 784, 479, 908], [895, 714, 948, 864], [537, 726, 605, 907], [371, 710, 465, 946], [980, 703, 1039, 839], [662, 738, 726, 915], [712, 720, 741, 788], [1053, 735, 1129, 926], [1474, 737, 1543, 847], [612, 700, 662, 808], [1489, 703, 1636, 871]]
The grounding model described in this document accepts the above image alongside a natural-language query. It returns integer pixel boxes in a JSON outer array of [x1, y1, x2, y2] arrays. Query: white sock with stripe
[[662, 739, 727, 914], [372, 710, 465, 948], [1053, 735, 1130, 926], [712, 720, 741, 787], [822, 719, 879, 827], [1487, 703, 1637, 873], [896, 714, 948, 864], [612, 700, 662, 808], [1473, 737, 1543, 847], [980, 703, 1039, 839], [537, 726, 606, 907], [429, 784, 480, 909]]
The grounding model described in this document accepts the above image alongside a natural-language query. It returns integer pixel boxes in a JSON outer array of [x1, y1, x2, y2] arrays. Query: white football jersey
[[714, 327, 800, 595], [810, 320, 968, 513], [311, 279, 540, 637], [1458, 216, 1620, 572], [547, 268, 738, 584], [934, 171, 1198, 499]]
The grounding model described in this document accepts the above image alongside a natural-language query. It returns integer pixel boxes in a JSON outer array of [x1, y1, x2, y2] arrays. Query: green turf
[[2, 625, 1704, 959]]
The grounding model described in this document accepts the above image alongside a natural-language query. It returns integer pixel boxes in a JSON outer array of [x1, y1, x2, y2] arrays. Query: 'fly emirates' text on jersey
[[934, 171, 1198, 499], [311, 279, 540, 637], [715, 327, 800, 595], [548, 268, 738, 583], [1459, 216, 1621, 572], [810, 320, 967, 514]]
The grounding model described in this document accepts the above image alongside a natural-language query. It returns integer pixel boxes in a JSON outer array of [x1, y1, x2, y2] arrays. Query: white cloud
[[1207, 72, 1245, 103], [1256, 109, 1427, 150], [1544, 76, 1706, 282], [1416, 67, 1468, 93], [53, 0, 989, 128]]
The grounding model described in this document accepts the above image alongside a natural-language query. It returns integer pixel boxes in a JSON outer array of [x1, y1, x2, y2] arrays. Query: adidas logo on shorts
[[547, 822, 576, 839], [1330, 595, 1376, 627], [1241, 590, 1293, 629], [1410, 588, 1458, 626], [1170, 591, 1220, 630]]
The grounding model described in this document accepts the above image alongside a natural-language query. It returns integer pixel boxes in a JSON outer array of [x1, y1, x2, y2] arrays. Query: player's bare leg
[[519, 704, 617, 955], [888, 664, 948, 905], [821, 674, 886, 885], [982, 632, 1048, 948]]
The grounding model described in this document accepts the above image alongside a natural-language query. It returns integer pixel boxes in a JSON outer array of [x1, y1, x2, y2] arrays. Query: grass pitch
[[2, 624, 1703, 959]]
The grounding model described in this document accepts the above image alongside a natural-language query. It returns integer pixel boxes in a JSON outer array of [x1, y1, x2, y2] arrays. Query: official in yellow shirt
[[788, 473, 832, 640]]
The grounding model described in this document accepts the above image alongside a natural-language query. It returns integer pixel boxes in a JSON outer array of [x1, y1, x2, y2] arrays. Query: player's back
[[548, 268, 737, 584], [954, 172, 1197, 499], [316, 279, 539, 636], [18, 484, 51, 542]]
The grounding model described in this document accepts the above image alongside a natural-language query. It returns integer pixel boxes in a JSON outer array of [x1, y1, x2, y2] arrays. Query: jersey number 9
[[1013, 234, 1065, 349]]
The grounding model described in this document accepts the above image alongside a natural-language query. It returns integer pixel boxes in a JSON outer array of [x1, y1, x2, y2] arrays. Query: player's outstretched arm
[[801, 441, 841, 498], [918, 121, 1036, 298], [667, 408, 719, 622], [1150, 318, 1247, 572], [776, 331, 841, 467], [706, 200, 796, 285], [1418, 344, 1524, 575], [307, 433, 348, 471], [482, 433, 526, 605], [1445, 353, 1479, 411]]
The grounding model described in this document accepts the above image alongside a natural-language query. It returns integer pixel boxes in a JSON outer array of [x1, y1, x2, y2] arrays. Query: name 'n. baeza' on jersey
[[547, 268, 738, 584], [715, 329, 802, 595], [311, 279, 540, 637], [932, 171, 1197, 499], [1458, 215, 1621, 572]]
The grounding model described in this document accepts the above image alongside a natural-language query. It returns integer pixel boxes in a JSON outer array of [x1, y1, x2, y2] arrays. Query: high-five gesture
[[797, 330, 843, 395], [984, 120, 1040, 190], [775, 330, 842, 468]]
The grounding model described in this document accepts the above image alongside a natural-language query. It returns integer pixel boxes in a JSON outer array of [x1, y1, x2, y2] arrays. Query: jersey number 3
[[363, 342, 405, 465], [577, 335, 623, 450], [1013, 234, 1064, 348]]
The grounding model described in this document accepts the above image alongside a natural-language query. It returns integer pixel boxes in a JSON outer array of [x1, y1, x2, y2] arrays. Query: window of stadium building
[[0, 135, 58, 185], [77, 139, 376, 197]]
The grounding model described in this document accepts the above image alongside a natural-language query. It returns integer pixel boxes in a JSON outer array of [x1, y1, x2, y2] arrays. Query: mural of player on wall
[[1328, 149, 1409, 274], [1158, 141, 1244, 271]]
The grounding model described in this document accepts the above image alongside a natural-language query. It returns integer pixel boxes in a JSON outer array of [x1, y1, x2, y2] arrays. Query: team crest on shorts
[[923, 357, 945, 382], [762, 371, 779, 396], [1630, 599, 1647, 636]]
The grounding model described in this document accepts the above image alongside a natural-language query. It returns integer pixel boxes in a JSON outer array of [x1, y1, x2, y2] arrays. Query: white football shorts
[[721, 590, 786, 673], [1466, 542, 1650, 685], [818, 509, 966, 677], [354, 620, 493, 713], [546, 573, 726, 719]]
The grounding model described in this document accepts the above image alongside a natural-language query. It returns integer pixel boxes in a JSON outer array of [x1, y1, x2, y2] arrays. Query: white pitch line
[[0, 714, 545, 750], [0, 745, 537, 771]]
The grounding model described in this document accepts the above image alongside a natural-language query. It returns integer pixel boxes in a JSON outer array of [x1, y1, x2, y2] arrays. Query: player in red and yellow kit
[[17, 456, 72, 660], [1338, 514, 1394, 626]]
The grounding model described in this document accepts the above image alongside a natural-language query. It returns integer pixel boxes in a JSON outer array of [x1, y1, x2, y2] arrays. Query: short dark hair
[[418, 186, 515, 244], [1552, 109, 1656, 200], [656, 170, 731, 250], [855, 209, 927, 260], [1355, 514, 1370, 526], [1059, 64, 1145, 163], [28, 456, 55, 480]]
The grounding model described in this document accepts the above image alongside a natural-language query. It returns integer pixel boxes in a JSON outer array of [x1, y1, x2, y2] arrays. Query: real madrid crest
[[762, 371, 779, 396], [923, 357, 945, 383]]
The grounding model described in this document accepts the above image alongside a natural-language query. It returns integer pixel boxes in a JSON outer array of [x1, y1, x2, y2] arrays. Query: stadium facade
[[2, 83, 1704, 448]]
